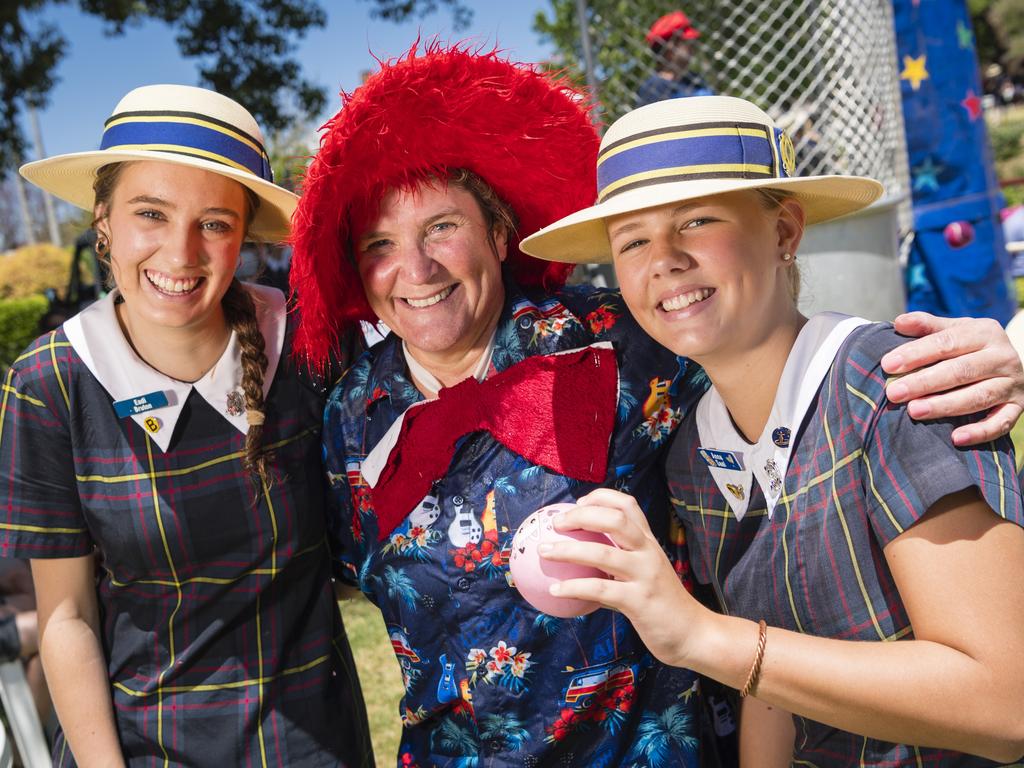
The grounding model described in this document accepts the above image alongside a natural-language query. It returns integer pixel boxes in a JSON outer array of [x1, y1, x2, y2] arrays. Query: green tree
[[0, 0, 328, 171], [988, 0, 1024, 77], [534, 1, 820, 123], [359, 0, 473, 30], [533, 0, 668, 114]]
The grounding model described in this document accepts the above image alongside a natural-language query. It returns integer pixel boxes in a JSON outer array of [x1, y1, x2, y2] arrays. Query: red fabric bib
[[370, 345, 619, 539]]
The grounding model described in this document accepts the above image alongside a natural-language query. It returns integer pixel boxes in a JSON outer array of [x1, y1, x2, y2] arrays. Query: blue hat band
[[100, 110, 273, 182], [596, 121, 792, 203]]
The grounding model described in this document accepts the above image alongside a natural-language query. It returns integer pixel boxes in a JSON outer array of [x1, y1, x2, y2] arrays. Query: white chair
[[0, 662, 48, 767]]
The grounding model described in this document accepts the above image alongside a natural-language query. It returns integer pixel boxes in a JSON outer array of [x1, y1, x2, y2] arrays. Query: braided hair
[[221, 278, 269, 481]]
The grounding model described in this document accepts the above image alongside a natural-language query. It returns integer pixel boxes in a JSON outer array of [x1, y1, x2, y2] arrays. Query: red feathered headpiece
[[289, 42, 601, 371]]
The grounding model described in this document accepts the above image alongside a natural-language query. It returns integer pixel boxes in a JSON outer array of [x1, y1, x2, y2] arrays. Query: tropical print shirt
[[324, 280, 710, 768], [667, 323, 1024, 767]]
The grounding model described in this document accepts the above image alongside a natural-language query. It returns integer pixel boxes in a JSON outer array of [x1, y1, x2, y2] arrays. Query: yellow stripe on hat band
[[105, 114, 266, 156], [598, 162, 773, 201], [599, 127, 768, 163], [102, 143, 256, 175]]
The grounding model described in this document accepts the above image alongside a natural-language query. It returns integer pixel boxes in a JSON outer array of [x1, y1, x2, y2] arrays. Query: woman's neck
[[405, 313, 501, 397], [699, 309, 807, 443], [116, 302, 232, 383]]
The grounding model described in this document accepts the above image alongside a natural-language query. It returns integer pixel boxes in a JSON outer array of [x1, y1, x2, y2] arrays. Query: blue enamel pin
[[697, 448, 744, 471], [113, 391, 170, 419]]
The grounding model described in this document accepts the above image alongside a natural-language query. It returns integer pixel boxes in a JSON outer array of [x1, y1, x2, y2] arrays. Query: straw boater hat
[[19, 84, 296, 241], [289, 43, 601, 371], [520, 96, 884, 264]]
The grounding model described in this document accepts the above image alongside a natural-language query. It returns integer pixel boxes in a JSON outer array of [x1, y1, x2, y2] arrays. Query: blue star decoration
[[907, 263, 931, 292], [912, 157, 943, 192], [956, 19, 973, 50]]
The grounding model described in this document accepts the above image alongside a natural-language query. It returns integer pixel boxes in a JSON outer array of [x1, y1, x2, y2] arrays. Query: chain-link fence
[[546, 0, 911, 315], [558, 0, 911, 205]]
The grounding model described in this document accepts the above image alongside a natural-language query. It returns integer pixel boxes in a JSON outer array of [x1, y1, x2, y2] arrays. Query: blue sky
[[31, 1, 555, 159]]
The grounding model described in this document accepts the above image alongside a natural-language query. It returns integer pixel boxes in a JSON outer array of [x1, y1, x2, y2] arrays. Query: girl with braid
[[0, 85, 373, 767]]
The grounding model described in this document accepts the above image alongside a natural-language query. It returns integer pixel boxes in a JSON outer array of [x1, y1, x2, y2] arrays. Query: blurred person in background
[[636, 9, 715, 107]]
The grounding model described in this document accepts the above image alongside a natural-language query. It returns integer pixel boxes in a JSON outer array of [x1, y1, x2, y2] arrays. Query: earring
[[781, 252, 793, 262], [95, 235, 109, 257]]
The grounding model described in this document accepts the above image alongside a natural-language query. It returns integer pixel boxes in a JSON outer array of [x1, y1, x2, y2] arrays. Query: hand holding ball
[[509, 503, 611, 618]]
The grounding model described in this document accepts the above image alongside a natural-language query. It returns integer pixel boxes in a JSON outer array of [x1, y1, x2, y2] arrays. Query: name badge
[[697, 447, 744, 471], [113, 391, 170, 419]]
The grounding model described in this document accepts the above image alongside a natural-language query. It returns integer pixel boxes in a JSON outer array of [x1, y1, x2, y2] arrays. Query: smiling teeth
[[147, 271, 200, 295], [406, 285, 453, 308], [662, 289, 713, 311]]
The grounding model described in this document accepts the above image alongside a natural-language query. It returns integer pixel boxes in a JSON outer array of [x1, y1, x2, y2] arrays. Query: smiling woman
[[355, 178, 509, 392], [1, 84, 373, 767], [522, 95, 1024, 767], [92, 161, 251, 380]]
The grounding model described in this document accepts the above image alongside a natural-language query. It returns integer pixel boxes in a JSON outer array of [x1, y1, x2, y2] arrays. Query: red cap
[[645, 10, 701, 46]]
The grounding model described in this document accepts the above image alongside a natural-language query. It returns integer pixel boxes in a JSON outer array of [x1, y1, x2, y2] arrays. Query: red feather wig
[[289, 42, 601, 371]]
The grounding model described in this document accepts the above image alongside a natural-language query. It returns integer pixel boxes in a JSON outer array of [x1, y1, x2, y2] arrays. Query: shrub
[[0, 295, 49, 369], [991, 119, 1024, 164], [0, 243, 89, 301]]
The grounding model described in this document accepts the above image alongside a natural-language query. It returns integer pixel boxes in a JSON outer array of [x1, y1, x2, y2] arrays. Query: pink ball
[[509, 503, 611, 618], [943, 220, 975, 248]]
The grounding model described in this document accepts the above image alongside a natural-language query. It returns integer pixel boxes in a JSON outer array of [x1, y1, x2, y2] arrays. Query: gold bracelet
[[740, 619, 768, 698]]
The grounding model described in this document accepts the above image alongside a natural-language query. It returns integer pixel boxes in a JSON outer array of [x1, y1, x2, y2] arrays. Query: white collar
[[695, 312, 870, 521], [63, 283, 286, 452], [360, 338, 611, 490], [401, 331, 498, 399]]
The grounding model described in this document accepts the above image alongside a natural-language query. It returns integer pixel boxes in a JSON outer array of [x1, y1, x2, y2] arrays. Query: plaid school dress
[[667, 318, 1024, 767], [0, 286, 373, 767]]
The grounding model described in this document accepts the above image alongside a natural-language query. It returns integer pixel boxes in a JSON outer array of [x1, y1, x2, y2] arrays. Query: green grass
[[341, 596, 405, 764]]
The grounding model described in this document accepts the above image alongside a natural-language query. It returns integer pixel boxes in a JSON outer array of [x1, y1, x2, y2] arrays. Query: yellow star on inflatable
[[901, 55, 929, 90]]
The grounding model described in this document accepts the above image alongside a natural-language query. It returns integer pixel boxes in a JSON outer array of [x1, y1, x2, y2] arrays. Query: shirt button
[[519, 317, 532, 329], [456, 576, 473, 592]]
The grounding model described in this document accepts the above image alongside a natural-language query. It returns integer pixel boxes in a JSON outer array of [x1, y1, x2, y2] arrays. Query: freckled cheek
[[207, 244, 241, 277], [357, 259, 397, 311], [611, 258, 647, 315]]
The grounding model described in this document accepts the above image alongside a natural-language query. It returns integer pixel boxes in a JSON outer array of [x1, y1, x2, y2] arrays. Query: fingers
[[538, 538, 633, 580], [888, 367, 1015, 417], [950, 402, 1022, 446], [883, 316, 1003, 375], [554, 501, 652, 551], [886, 350, 1016, 404], [548, 575, 629, 612], [568, 488, 652, 533], [575, 487, 644, 513], [890, 310, 950, 339]]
